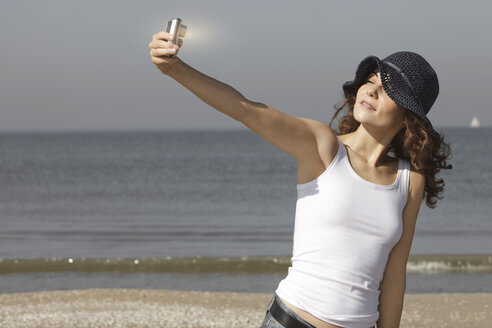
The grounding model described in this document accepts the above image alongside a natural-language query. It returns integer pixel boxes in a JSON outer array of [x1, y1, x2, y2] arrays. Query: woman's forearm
[[165, 59, 248, 122], [377, 272, 406, 327]]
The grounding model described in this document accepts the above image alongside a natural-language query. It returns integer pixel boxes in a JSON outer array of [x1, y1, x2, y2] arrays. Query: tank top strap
[[335, 134, 348, 163], [398, 158, 411, 205], [329, 134, 346, 169], [335, 134, 345, 154]]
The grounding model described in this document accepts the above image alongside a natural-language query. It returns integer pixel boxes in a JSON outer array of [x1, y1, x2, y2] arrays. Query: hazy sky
[[1, 0, 490, 132]]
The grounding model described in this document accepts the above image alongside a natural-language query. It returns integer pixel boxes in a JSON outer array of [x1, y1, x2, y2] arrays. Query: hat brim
[[342, 56, 380, 99], [342, 56, 440, 137]]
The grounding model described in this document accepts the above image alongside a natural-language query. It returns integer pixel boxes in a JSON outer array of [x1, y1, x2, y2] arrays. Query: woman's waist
[[287, 260, 382, 293], [275, 268, 381, 315]]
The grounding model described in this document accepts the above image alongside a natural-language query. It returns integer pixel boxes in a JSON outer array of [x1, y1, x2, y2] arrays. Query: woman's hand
[[148, 31, 184, 75]]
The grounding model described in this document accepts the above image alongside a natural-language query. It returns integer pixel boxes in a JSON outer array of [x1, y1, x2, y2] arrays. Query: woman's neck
[[341, 126, 396, 167]]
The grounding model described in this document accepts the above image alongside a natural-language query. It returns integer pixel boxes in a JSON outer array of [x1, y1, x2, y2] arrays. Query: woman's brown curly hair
[[328, 95, 453, 209]]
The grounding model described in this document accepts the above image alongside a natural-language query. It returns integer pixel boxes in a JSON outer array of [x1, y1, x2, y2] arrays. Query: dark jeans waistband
[[268, 295, 315, 328], [267, 294, 375, 328]]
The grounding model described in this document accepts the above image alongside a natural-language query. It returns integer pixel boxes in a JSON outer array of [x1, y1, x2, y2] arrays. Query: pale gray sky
[[1, 0, 490, 132]]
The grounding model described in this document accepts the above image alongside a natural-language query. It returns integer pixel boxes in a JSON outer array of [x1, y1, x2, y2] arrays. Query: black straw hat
[[343, 51, 440, 137]]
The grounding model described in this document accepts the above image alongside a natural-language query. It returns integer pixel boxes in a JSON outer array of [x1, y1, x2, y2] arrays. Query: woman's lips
[[361, 100, 376, 111]]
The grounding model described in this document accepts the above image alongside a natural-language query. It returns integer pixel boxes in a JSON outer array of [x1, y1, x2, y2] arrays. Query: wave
[[1, 254, 491, 275], [406, 254, 492, 273]]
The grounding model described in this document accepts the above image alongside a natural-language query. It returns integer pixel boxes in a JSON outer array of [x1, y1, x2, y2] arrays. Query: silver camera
[[165, 18, 187, 58]]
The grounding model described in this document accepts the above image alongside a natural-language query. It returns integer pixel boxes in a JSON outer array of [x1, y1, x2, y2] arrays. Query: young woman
[[148, 32, 452, 328]]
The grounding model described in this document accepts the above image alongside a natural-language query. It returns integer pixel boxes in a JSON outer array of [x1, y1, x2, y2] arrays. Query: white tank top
[[275, 134, 410, 328]]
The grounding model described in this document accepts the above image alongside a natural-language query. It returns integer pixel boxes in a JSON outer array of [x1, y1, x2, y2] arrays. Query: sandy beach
[[0, 289, 490, 328]]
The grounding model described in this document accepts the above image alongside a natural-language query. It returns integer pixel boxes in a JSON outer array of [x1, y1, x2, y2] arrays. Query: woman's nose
[[366, 87, 376, 98]]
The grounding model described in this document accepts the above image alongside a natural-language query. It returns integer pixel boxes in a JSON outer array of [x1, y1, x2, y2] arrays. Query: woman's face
[[353, 69, 406, 133]]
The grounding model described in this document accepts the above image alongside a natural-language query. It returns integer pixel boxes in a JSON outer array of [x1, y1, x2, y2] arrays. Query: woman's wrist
[[162, 58, 183, 77]]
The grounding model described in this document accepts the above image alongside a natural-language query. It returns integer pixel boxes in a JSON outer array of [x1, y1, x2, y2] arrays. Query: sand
[[0, 289, 490, 328]]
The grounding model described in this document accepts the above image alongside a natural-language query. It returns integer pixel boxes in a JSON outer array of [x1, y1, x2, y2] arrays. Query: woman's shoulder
[[295, 118, 339, 163], [408, 165, 426, 197], [313, 124, 339, 167], [295, 121, 339, 185]]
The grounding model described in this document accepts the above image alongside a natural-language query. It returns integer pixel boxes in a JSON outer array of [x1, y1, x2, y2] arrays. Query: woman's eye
[[365, 79, 373, 84]]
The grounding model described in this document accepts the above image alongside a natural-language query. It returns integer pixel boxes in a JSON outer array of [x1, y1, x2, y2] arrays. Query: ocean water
[[0, 127, 491, 293]]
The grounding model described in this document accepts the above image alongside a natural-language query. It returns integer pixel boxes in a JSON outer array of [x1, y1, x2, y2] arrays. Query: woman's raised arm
[[149, 31, 334, 161]]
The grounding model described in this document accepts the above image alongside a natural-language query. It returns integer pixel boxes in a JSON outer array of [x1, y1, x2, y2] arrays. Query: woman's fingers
[[150, 47, 177, 57], [148, 39, 177, 50], [153, 31, 174, 42], [149, 32, 182, 47], [148, 37, 180, 57], [151, 31, 184, 47]]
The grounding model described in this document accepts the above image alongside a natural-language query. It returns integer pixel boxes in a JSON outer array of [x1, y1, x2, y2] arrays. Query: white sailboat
[[470, 116, 480, 128]]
